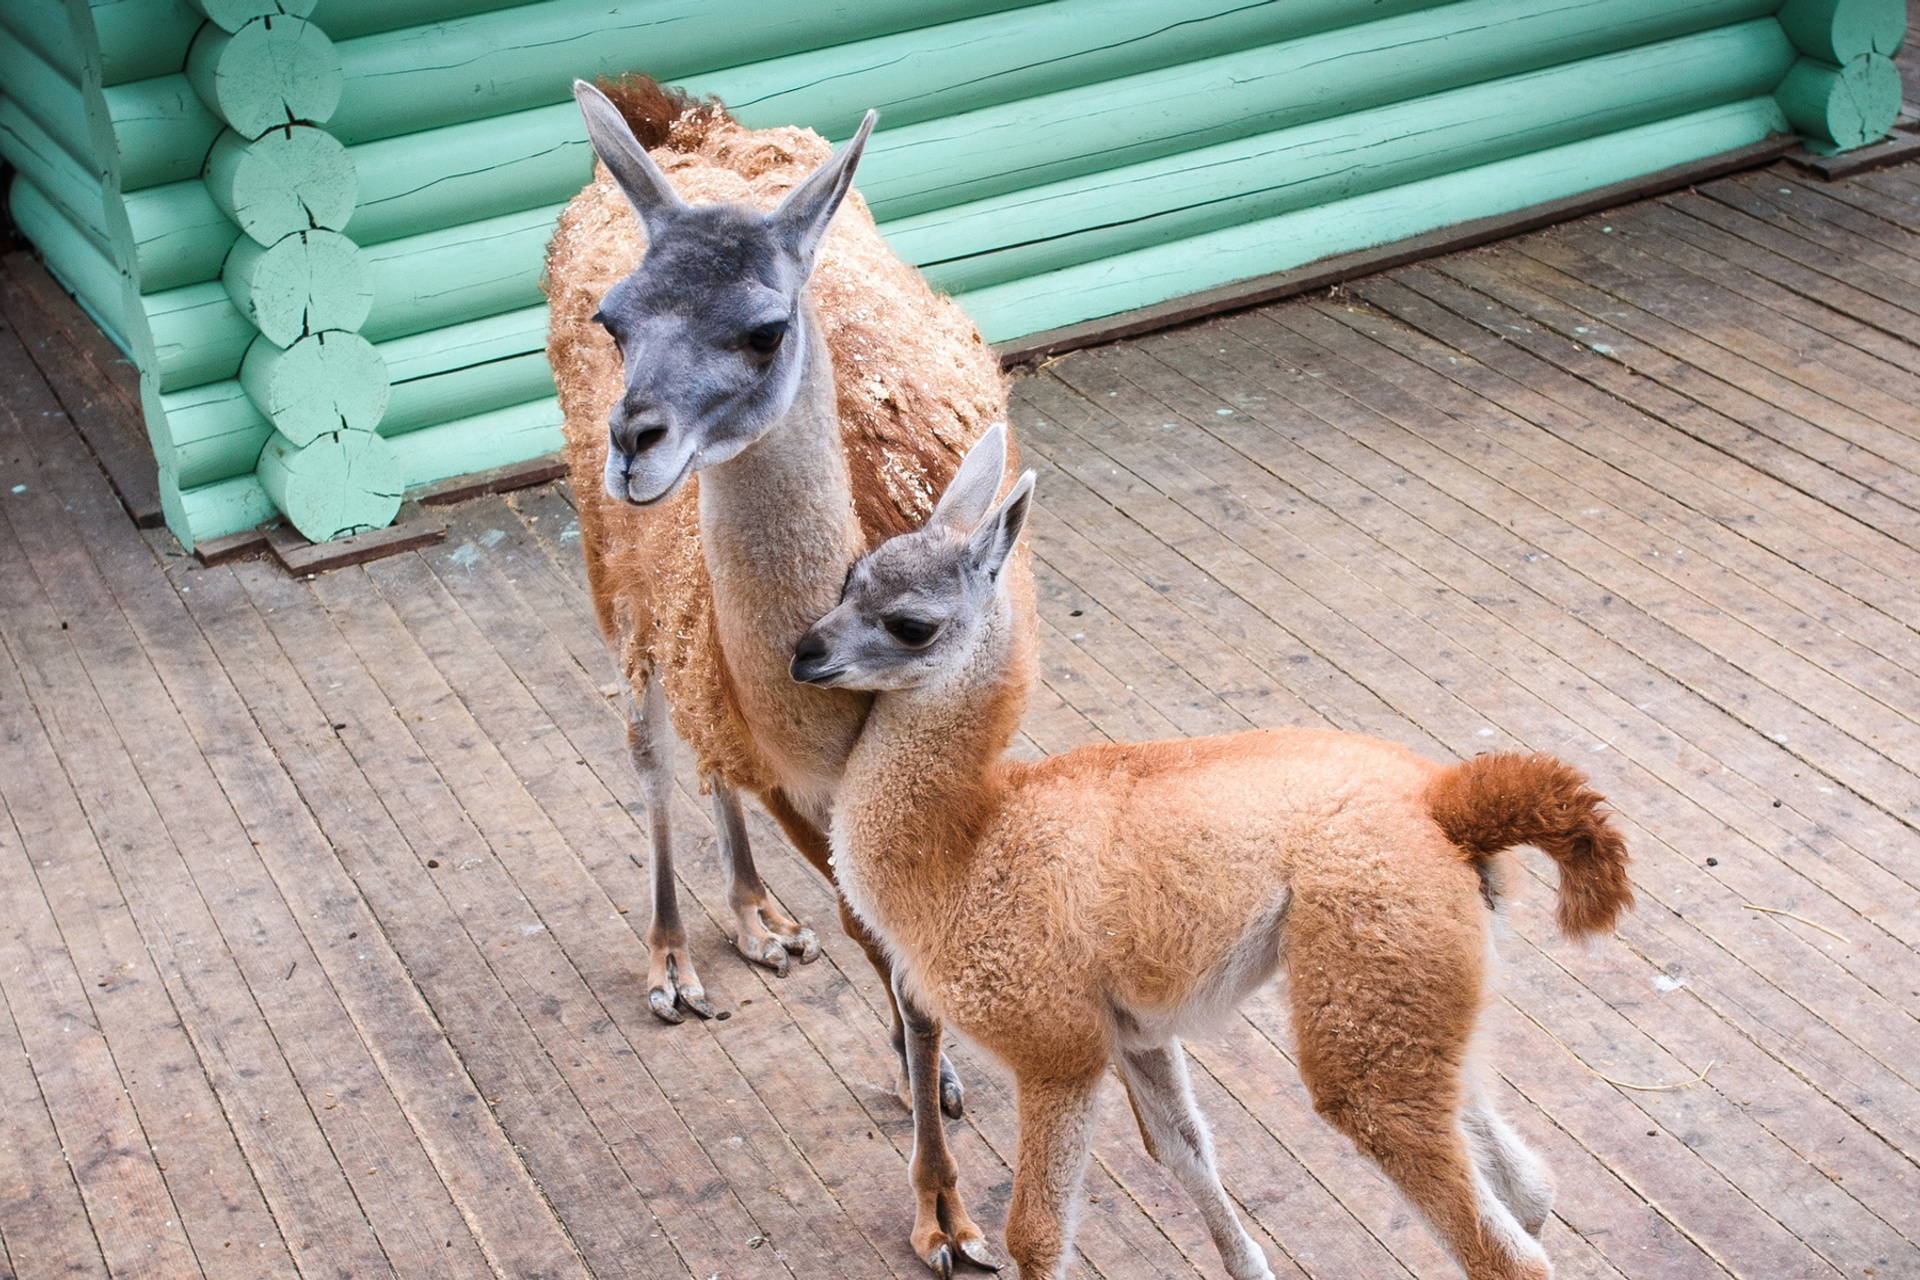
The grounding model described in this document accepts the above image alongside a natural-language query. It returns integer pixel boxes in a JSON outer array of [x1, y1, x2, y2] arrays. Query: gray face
[[792, 426, 1032, 691], [572, 81, 876, 505]]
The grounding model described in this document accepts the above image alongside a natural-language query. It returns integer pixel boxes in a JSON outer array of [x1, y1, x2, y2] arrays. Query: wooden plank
[[0, 827, 114, 1280], [191, 524, 273, 567], [0, 357, 479, 1278], [412, 452, 568, 506], [0, 770, 202, 1280], [1616, 199, 1920, 376], [242, 558, 798, 1280], [195, 554, 690, 1279], [1785, 130, 1920, 179], [267, 508, 447, 575], [1530, 211, 1920, 416], [19, 408, 585, 1275], [0, 257, 161, 528], [994, 138, 1795, 367], [1489, 241, 1920, 506], [1685, 180, 1920, 324]]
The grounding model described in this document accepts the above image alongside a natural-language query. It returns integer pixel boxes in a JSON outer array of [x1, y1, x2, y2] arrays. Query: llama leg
[[766, 790, 966, 1118], [837, 895, 966, 1120], [710, 777, 819, 975], [894, 970, 999, 1276], [1115, 1042, 1271, 1280], [1004, 1071, 1103, 1280], [627, 675, 714, 1022], [1288, 898, 1549, 1279], [1463, 1089, 1554, 1238]]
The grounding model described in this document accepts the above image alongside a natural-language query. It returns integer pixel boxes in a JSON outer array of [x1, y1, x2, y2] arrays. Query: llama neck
[[699, 300, 869, 802], [833, 597, 1028, 938]]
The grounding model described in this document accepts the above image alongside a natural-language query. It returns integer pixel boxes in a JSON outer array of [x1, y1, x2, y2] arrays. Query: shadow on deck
[[3, 158, 1918, 1280]]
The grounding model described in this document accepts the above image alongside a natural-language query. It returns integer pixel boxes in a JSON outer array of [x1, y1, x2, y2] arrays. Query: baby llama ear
[[967, 470, 1035, 581], [931, 422, 1009, 536], [770, 108, 877, 270], [574, 80, 686, 232]]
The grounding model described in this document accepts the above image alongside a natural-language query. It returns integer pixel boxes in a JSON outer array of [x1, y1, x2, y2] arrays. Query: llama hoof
[[939, 1053, 965, 1119], [649, 954, 716, 1023], [737, 932, 792, 977], [923, 1242, 953, 1280], [957, 1234, 1002, 1270], [788, 925, 821, 963]]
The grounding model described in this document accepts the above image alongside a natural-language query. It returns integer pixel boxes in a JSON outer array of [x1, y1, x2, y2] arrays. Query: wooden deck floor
[[5, 158, 1920, 1280]]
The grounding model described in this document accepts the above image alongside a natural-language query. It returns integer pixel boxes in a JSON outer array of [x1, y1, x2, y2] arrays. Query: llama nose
[[790, 632, 832, 682]]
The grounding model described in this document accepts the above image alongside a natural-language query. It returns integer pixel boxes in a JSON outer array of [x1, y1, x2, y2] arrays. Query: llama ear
[[967, 470, 1035, 581], [769, 109, 876, 269], [931, 423, 1008, 535], [575, 80, 685, 231]]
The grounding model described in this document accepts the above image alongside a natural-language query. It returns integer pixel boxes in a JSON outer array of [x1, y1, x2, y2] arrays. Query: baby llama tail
[[1426, 752, 1632, 938]]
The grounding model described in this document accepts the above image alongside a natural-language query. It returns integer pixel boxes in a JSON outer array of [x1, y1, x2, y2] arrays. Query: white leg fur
[[1463, 1093, 1555, 1238], [1117, 1042, 1274, 1280]]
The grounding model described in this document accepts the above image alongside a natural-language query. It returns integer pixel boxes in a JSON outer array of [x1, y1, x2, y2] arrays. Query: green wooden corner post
[[1773, 0, 1906, 150], [255, 428, 403, 540]]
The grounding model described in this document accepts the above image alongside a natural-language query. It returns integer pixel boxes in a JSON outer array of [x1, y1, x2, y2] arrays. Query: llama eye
[[745, 321, 788, 354], [884, 616, 938, 647]]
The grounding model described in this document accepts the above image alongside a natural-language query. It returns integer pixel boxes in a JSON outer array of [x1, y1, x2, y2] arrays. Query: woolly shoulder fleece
[[543, 83, 1008, 790]]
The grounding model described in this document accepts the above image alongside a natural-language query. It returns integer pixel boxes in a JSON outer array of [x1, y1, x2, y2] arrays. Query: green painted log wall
[[3, 0, 1906, 549]]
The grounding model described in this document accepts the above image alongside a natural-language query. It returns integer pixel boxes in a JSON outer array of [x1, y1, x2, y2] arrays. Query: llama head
[[793, 424, 1033, 691], [573, 80, 876, 504]]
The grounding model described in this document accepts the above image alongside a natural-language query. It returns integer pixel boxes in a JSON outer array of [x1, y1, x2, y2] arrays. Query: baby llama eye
[[884, 616, 937, 646]]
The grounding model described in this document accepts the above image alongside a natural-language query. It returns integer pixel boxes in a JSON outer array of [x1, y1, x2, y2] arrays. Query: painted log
[[692, 0, 1453, 141], [93, 0, 205, 87], [160, 470, 277, 548], [385, 395, 562, 490], [255, 427, 403, 540], [383, 351, 553, 436], [186, 15, 342, 139], [345, 102, 587, 245], [155, 379, 272, 488], [338, 0, 1445, 247], [855, 0, 1783, 219], [0, 98, 112, 253], [377, 303, 548, 382], [1775, 53, 1902, 149], [0, 25, 94, 170], [309, 0, 566, 42], [896, 21, 1796, 292], [125, 179, 237, 292], [378, 302, 551, 434], [0, 0, 82, 79], [325, 0, 1045, 144], [205, 125, 357, 243], [241, 329, 389, 443], [359, 203, 561, 341], [189, 0, 319, 34], [107, 76, 225, 191], [8, 177, 129, 339], [302, 0, 1775, 245], [222, 228, 372, 346], [158, 335, 542, 485], [145, 281, 257, 391], [952, 96, 1788, 341], [110, 127, 355, 287], [1777, 0, 1906, 63]]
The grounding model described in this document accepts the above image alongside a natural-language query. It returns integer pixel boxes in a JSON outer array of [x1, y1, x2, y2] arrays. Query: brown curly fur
[[1426, 752, 1633, 937], [543, 82, 1009, 793]]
